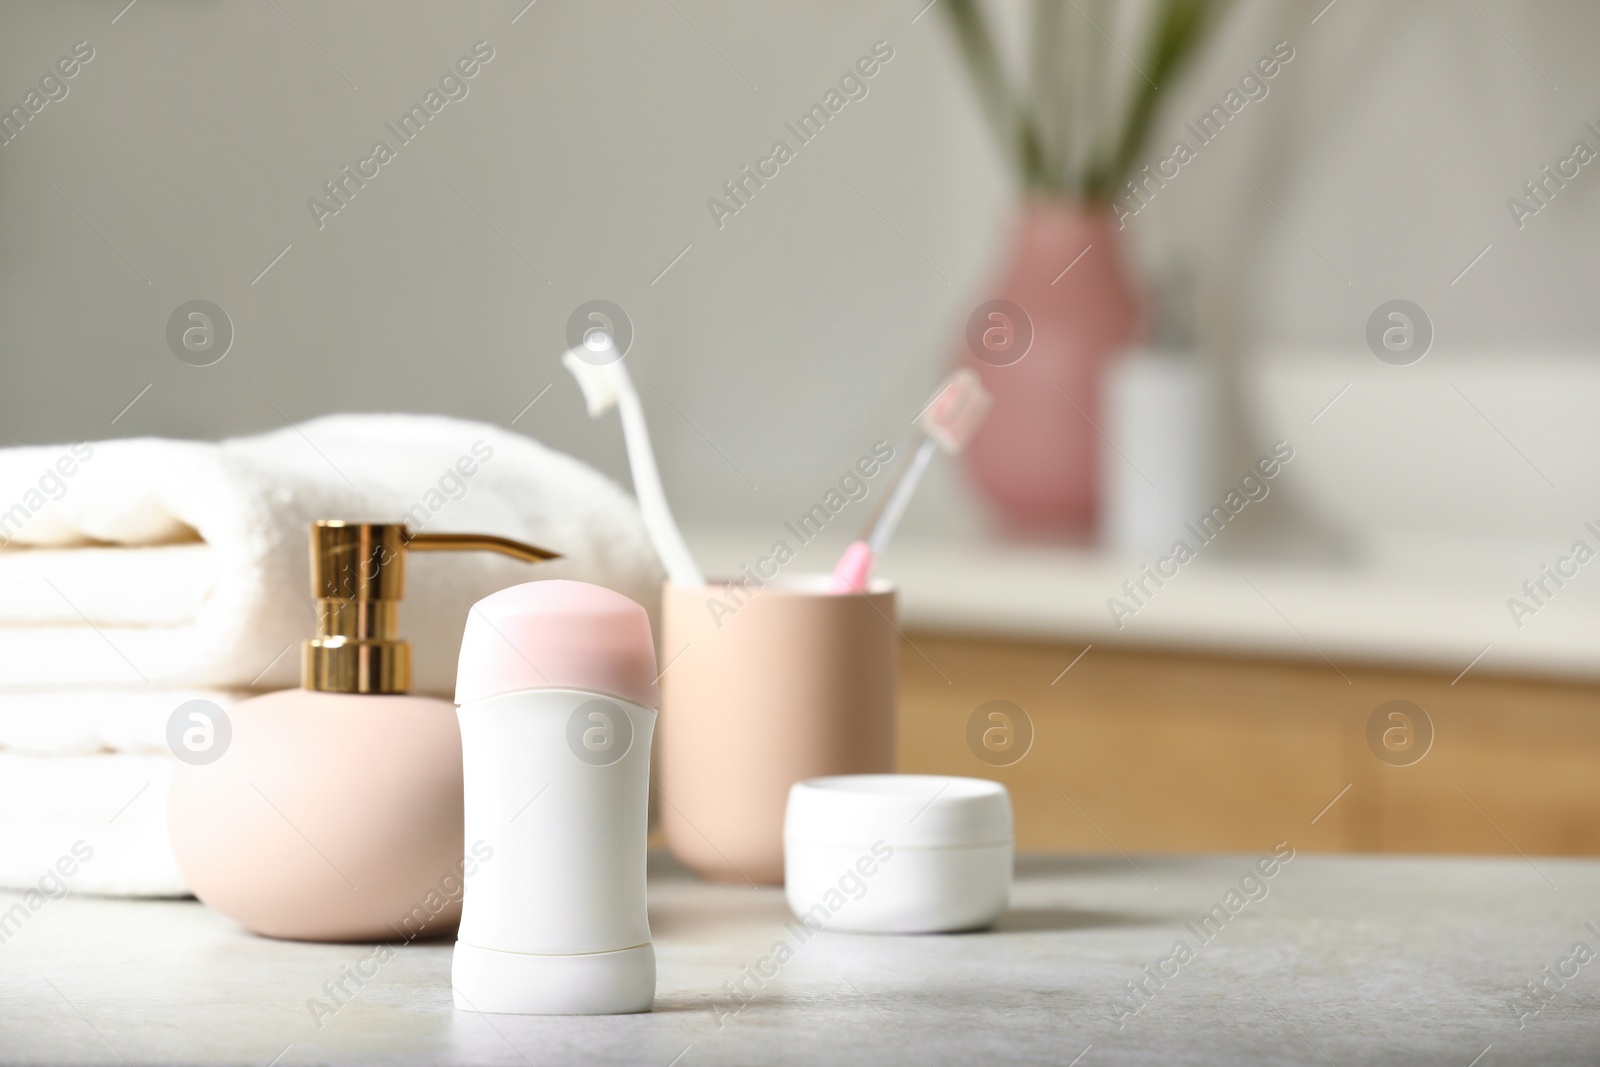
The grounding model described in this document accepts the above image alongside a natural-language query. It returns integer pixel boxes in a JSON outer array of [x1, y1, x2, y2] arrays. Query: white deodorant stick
[[450, 580, 659, 1015]]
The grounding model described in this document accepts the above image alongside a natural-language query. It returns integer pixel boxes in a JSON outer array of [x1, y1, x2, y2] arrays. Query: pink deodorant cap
[[454, 580, 659, 709]]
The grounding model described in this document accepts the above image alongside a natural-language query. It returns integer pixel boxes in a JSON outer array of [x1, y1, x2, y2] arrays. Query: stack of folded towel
[[0, 413, 663, 896]]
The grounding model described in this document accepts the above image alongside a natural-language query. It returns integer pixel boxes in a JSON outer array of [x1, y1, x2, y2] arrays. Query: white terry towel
[[0, 751, 185, 897], [0, 688, 247, 756], [0, 414, 664, 694], [0, 689, 246, 895]]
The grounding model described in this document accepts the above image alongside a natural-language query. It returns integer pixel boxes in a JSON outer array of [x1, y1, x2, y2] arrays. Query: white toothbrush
[[562, 338, 705, 586]]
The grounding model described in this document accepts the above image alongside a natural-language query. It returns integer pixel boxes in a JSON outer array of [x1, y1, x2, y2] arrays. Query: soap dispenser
[[167, 520, 558, 942]]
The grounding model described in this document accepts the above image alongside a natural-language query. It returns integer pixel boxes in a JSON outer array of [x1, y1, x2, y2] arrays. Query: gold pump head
[[303, 520, 560, 695]]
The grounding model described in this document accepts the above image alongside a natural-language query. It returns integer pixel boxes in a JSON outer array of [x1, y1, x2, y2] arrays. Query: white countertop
[[688, 530, 1600, 681], [3, 852, 1598, 1065]]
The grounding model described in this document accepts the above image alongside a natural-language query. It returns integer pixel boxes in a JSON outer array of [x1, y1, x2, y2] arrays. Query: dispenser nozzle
[[304, 520, 560, 694], [404, 530, 561, 564]]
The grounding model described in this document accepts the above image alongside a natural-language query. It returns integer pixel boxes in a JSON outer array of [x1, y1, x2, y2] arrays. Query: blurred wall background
[[2, 0, 1598, 558]]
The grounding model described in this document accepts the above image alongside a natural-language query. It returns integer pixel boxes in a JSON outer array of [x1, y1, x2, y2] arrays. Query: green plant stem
[[1092, 0, 1229, 197], [942, 0, 1051, 190], [945, 0, 1233, 201]]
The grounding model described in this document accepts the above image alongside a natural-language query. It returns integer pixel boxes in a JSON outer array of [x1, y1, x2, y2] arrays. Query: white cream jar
[[783, 774, 1013, 934]]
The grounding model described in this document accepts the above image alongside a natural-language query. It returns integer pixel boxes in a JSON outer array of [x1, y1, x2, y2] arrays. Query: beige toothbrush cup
[[658, 576, 898, 885]]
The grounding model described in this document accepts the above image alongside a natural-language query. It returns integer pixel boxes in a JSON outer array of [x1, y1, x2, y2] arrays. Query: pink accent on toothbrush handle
[[829, 540, 875, 594]]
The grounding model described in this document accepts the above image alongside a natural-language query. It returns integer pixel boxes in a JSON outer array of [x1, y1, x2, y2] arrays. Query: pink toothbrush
[[830, 369, 992, 593]]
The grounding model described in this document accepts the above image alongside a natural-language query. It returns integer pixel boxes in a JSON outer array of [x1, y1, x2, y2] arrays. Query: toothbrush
[[562, 337, 705, 586], [830, 368, 992, 593]]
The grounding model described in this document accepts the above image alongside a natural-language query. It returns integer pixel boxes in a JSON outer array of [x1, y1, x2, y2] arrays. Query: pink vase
[[960, 201, 1141, 537]]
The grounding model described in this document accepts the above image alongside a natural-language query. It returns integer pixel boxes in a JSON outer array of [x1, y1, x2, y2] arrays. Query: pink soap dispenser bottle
[[167, 521, 558, 942]]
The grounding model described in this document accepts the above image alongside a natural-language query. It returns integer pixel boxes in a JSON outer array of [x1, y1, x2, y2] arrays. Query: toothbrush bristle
[[919, 368, 992, 453], [561, 350, 621, 418]]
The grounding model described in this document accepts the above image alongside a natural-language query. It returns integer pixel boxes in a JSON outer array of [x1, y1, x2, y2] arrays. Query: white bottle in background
[[450, 580, 659, 1016], [1102, 266, 1218, 557]]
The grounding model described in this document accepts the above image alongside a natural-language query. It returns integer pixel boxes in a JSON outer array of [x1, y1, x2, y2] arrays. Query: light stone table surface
[[3, 851, 1599, 1066]]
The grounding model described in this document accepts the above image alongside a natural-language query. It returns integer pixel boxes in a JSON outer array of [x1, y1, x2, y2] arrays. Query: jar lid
[[785, 775, 1012, 850], [454, 580, 658, 709]]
